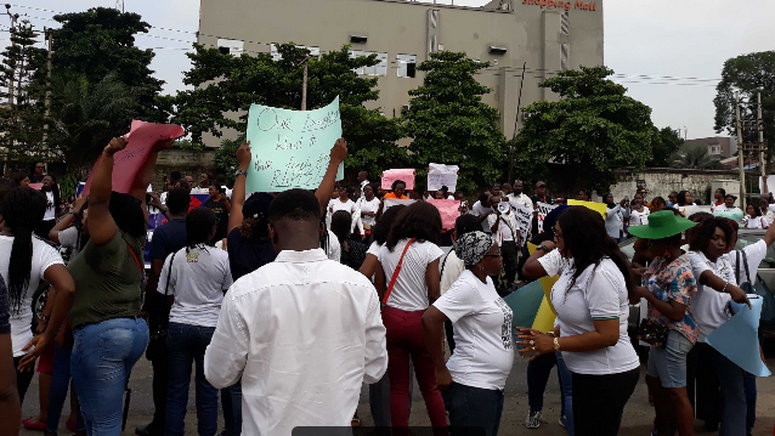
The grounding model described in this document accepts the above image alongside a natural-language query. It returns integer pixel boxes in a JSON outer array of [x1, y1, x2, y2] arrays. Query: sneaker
[[524, 410, 542, 429]]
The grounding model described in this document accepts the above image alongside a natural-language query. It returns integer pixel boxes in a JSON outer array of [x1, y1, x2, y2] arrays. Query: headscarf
[[455, 231, 496, 267]]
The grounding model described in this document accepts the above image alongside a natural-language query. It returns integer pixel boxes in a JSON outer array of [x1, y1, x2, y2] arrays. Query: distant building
[[197, 0, 604, 146], [682, 136, 737, 160]]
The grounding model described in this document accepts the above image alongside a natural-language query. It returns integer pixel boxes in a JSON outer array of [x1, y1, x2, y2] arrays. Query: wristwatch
[[553, 337, 561, 352], [235, 169, 248, 177], [536, 244, 552, 253]]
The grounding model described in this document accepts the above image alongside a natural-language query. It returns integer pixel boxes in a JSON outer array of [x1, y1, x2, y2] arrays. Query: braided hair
[[1, 187, 46, 312]]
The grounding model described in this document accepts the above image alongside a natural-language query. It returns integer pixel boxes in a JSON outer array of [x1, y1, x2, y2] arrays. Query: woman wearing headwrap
[[422, 231, 513, 436]]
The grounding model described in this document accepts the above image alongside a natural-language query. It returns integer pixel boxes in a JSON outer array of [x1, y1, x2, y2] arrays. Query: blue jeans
[[71, 317, 149, 436], [165, 322, 219, 436], [555, 352, 575, 436], [443, 382, 504, 436], [46, 343, 84, 434], [221, 382, 242, 435]]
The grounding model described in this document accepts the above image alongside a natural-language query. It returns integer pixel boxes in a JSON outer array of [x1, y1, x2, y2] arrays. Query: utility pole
[[758, 91, 766, 177], [42, 28, 52, 143], [736, 93, 746, 203], [5, 4, 19, 108], [300, 57, 308, 110]]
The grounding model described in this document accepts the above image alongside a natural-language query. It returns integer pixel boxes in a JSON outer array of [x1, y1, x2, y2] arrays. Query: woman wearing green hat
[[629, 210, 699, 436]]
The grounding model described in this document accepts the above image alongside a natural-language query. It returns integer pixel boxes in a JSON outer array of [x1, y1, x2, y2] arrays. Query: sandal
[[23, 416, 48, 431]]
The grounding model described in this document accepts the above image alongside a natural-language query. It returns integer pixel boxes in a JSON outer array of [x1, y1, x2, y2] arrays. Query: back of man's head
[[455, 214, 481, 236], [268, 189, 320, 224], [166, 187, 191, 216]]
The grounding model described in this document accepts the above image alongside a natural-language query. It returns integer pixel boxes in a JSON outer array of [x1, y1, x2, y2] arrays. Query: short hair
[[372, 205, 404, 245], [268, 189, 320, 223], [391, 179, 406, 191], [109, 192, 146, 238], [716, 188, 726, 196], [688, 216, 734, 252], [166, 188, 191, 215], [186, 207, 216, 247], [170, 171, 182, 182], [455, 214, 481, 236], [330, 210, 352, 242]]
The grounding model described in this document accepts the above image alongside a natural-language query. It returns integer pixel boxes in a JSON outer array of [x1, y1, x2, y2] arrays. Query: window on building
[[708, 144, 721, 155], [270, 43, 320, 61], [217, 38, 244, 56], [397, 54, 417, 78], [349, 50, 388, 77]]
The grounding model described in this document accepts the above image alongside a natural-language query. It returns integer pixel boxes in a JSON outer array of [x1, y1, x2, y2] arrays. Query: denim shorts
[[647, 329, 694, 388]]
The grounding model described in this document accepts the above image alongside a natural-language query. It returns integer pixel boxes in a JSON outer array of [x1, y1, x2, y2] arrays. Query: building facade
[[682, 136, 737, 160], [197, 0, 604, 145]]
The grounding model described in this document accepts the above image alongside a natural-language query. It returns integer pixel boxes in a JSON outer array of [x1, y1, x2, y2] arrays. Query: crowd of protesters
[[0, 136, 771, 436]]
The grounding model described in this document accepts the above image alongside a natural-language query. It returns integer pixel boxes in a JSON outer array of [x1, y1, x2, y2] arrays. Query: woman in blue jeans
[[68, 135, 172, 434], [159, 207, 232, 435]]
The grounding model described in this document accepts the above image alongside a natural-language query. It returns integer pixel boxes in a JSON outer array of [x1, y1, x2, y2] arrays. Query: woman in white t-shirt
[[356, 184, 380, 234], [423, 231, 513, 436], [327, 186, 364, 236], [157, 208, 233, 435], [1, 187, 74, 402], [517, 206, 640, 436], [628, 195, 650, 228], [374, 202, 447, 428], [743, 203, 768, 229]]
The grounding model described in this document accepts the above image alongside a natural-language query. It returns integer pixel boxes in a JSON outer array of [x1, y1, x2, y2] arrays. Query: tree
[[670, 145, 722, 170], [174, 43, 406, 180], [49, 7, 166, 122], [649, 127, 684, 166], [714, 52, 775, 156], [0, 20, 48, 162], [401, 51, 506, 192], [514, 66, 658, 193]]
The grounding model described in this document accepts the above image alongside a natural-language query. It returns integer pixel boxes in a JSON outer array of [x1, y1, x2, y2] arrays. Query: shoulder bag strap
[[382, 237, 416, 305], [735, 250, 741, 284], [164, 250, 177, 296], [741, 249, 752, 285], [126, 242, 143, 280], [439, 249, 453, 279]]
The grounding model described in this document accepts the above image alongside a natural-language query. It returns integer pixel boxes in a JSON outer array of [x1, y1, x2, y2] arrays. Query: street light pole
[[5, 4, 19, 108]]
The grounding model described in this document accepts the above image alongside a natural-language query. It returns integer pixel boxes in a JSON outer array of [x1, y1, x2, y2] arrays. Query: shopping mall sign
[[521, 0, 598, 12]]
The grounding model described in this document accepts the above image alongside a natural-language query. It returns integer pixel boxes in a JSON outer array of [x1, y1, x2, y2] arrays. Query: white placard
[[427, 163, 459, 192]]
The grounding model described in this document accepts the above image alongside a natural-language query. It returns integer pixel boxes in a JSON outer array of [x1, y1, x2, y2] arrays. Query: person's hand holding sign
[[237, 141, 251, 171]]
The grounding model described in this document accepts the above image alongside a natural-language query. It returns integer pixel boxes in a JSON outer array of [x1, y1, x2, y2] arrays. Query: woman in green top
[[67, 135, 172, 434]]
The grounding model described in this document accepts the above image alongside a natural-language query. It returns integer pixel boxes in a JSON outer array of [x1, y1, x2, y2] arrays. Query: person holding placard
[[384, 180, 409, 200]]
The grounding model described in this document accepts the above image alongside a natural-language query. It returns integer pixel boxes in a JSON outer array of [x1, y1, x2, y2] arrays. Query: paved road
[[19, 350, 775, 435]]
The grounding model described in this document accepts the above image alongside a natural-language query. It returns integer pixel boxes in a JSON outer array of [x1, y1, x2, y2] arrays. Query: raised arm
[[87, 138, 126, 245], [315, 138, 347, 217], [48, 195, 87, 243], [227, 142, 251, 234]]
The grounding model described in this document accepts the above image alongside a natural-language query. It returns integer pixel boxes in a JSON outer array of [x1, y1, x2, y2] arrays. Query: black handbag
[[146, 250, 176, 361], [638, 318, 669, 348]]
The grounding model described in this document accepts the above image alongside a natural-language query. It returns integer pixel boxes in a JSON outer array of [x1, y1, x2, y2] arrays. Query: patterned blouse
[[641, 254, 700, 344]]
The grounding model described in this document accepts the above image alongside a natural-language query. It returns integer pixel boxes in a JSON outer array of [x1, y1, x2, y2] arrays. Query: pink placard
[[28, 183, 43, 190], [381, 168, 415, 191], [84, 120, 184, 195], [427, 199, 461, 230]]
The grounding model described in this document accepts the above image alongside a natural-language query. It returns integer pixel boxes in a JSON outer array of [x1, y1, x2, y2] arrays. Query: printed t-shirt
[[0, 235, 62, 356], [551, 258, 640, 375], [203, 198, 229, 241], [433, 270, 513, 390], [641, 254, 699, 345], [378, 239, 443, 311], [158, 245, 232, 327], [69, 232, 145, 330]]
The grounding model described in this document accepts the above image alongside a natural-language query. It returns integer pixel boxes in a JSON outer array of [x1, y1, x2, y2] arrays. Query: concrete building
[[682, 136, 737, 160], [197, 0, 604, 144]]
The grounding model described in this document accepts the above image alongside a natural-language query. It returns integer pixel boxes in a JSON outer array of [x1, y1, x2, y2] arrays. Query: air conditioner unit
[[489, 46, 508, 55], [350, 34, 368, 44]]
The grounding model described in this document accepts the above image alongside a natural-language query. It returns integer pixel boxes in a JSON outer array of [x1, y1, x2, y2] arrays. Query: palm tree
[[669, 145, 723, 169]]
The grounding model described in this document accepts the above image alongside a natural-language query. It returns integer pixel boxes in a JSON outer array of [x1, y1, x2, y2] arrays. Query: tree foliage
[[514, 66, 658, 192], [649, 127, 684, 166], [0, 20, 48, 162], [401, 51, 506, 192], [173, 43, 406, 180], [670, 145, 722, 170], [714, 51, 775, 157]]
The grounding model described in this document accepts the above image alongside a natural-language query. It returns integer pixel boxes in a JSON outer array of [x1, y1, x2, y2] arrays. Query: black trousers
[[572, 367, 639, 436], [14, 356, 35, 402], [501, 241, 519, 290]]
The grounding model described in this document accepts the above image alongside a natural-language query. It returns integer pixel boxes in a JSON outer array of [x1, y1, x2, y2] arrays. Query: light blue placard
[[706, 295, 771, 377], [246, 96, 343, 193]]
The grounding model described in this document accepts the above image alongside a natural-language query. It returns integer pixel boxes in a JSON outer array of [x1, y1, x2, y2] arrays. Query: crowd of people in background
[[0, 136, 771, 436]]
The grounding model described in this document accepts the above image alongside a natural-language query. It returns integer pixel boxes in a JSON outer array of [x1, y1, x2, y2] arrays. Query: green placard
[[246, 96, 343, 193]]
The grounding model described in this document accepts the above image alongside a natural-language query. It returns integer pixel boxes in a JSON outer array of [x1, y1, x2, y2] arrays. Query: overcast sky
[[8, 0, 775, 139]]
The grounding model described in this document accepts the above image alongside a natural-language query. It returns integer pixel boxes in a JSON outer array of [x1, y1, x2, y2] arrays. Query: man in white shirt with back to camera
[[204, 188, 387, 435]]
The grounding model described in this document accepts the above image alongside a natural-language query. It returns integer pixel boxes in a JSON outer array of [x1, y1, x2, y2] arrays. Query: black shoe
[[135, 423, 162, 436]]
